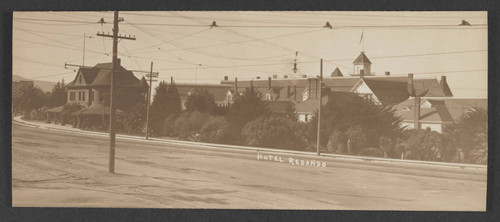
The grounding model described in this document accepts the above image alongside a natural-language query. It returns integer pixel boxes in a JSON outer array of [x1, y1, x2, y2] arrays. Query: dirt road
[[12, 123, 487, 210]]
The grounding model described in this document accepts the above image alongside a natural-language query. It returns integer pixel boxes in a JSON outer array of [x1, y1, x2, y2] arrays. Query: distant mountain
[[13, 75, 57, 92]]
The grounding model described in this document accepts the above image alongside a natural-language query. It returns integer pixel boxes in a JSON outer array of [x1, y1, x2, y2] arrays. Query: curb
[[13, 117, 487, 171]]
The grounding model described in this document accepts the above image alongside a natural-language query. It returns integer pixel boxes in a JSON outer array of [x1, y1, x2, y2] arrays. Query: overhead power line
[[13, 17, 98, 24]]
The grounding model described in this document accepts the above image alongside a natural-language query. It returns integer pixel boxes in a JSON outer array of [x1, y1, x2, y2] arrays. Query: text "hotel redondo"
[[257, 152, 326, 167]]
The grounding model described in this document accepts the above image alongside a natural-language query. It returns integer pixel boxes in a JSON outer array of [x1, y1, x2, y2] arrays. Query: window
[[82, 92, 86, 101], [78, 92, 81, 101], [227, 93, 232, 101], [70, 92, 75, 101], [90, 91, 94, 102]]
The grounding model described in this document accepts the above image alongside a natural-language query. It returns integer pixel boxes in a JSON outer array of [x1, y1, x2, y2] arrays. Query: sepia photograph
[[11, 11, 487, 210]]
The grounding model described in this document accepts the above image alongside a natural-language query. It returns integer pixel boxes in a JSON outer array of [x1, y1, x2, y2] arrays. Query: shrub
[[358, 147, 385, 157], [199, 116, 231, 144], [241, 116, 303, 150], [403, 129, 442, 161], [173, 111, 211, 140], [326, 129, 346, 154]]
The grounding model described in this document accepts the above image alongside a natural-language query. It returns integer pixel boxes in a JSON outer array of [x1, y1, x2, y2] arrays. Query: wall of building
[[402, 121, 442, 133], [298, 113, 312, 122], [67, 89, 90, 107]]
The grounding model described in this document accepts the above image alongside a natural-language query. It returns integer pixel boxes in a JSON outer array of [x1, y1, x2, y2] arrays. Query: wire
[[14, 27, 84, 37], [127, 27, 211, 53], [13, 17, 97, 24]]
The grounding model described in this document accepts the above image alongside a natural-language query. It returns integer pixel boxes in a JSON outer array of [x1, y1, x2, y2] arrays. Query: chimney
[[385, 71, 390, 76], [170, 76, 174, 85], [256, 76, 261, 79], [284, 75, 288, 79], [302, 75, 307, 78], [294, 85, 297, 101], [224, 76, 228, 81], [360, 69, 364, 79], [407, 73, 414, 96], [268, 77, 272, 90], [440, 76, 446, 89], [235, 77, 238, 94], [273, 75, 278, 79]]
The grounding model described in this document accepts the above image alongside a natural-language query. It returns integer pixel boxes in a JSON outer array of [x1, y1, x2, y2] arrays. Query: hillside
[[13, 75, 56, 92]]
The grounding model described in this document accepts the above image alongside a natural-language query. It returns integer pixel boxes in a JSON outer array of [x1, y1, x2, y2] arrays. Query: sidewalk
[[13, 116, 487, 170]]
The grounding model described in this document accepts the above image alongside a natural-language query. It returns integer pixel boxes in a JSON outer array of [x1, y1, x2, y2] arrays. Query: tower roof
[[353, 51, 372, 64], [331, 67, 343, 77]]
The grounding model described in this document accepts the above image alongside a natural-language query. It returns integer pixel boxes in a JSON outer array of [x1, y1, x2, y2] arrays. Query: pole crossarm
[[97, 32, 136, 40], [64, 63, 159, 75]]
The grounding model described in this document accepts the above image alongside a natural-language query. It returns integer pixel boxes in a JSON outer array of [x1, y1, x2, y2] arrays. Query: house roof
[[331, 67, 343, 77], [171, 83, 232, 102], [353, 52, 372, 64], [295, 96, 329, 114], [45, 105, 65, 113], [66, 62, 144, 88], [267, 101, 294, 113], [361, 79, 410, 105], [72, 103, 123, 116], [395, 98, 487, 123]]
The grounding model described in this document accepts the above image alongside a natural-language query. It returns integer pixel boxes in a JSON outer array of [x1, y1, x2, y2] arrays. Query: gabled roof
[[395, 98, 487, 123], [362, 79, 410, 105], [67, 62, 144, 88], [331, 67, 343, 77], [353, 52, 372, 64], [67, 68, 99, 87]]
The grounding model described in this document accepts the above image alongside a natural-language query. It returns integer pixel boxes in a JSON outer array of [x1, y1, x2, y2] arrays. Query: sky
[[13, 11, 487, 98]]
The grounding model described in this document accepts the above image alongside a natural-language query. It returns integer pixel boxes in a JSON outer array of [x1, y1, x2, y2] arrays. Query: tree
[[184, 88, 218, 114], [48, 79, 66, 108], [404, 129, 442, 161], [241, 116, 303, 150], [312, 92, 403, 151], [16, 83, 46, 117], [442, 107, 487, 164], [149, 81, 182, 136], [226, 83, 270, 143], [283, 101, 298, 121]]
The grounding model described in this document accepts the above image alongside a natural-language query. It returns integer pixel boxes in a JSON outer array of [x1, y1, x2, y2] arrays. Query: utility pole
[[82, 33, 92, 66], [145, 61, 158, 139], [316, 59, 323, 156], [97, 11, 136, 173]]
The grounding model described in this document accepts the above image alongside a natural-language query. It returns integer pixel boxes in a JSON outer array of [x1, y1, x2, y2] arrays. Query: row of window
[[69, 91, 88, 102]]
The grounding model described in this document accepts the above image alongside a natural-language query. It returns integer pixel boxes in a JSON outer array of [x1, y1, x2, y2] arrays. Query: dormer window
[[227, 93, 232, 101]]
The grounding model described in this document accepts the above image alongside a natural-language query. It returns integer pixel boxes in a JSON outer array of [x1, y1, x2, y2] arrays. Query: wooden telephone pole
[[97, 11, 136, 173], [316, 59, 323, 156], [145, 62, 158, 139]]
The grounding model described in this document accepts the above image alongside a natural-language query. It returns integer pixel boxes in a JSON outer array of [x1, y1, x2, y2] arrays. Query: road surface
[[12, 122, 487, 210]]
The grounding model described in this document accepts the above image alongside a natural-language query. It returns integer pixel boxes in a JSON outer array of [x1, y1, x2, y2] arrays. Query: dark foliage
[[442, 107, 487, 164]]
